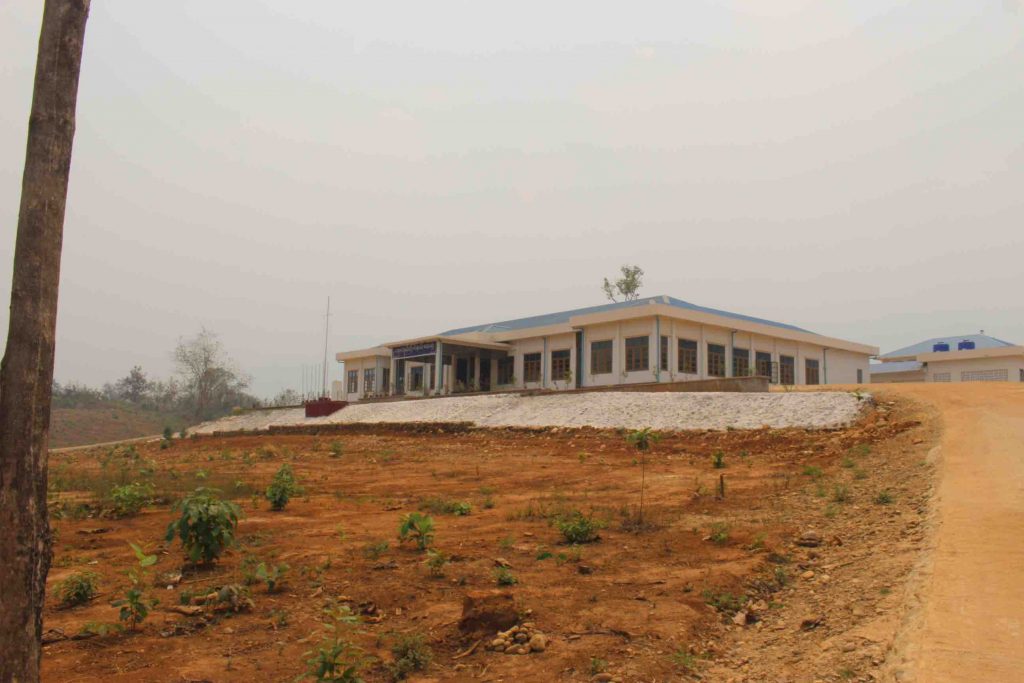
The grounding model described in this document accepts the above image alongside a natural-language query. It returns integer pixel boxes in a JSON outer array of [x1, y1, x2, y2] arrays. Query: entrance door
[[479, 358, 491, 391]]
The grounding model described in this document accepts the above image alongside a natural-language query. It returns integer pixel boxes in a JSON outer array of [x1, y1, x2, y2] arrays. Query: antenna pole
[[321, 296, 331, 398]]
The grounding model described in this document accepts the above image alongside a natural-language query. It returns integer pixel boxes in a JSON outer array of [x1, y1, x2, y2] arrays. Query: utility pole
[[321, 296, 331, 398]]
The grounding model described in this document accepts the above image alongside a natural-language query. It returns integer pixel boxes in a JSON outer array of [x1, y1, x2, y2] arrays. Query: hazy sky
[[2, 1, 1023, 397]]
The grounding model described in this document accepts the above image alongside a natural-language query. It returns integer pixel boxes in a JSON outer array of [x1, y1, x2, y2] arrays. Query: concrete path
[[883, 383, 1024, 681]]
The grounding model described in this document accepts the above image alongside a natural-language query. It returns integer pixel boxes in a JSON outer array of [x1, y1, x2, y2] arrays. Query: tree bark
[[0, 1, 90, 680]]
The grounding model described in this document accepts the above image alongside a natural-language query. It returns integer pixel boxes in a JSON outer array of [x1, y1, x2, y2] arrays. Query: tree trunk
[[0, 1, 90, 680]]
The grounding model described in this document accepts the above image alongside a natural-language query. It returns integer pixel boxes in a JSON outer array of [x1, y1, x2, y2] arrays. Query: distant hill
[[49, 404, 188, 449]]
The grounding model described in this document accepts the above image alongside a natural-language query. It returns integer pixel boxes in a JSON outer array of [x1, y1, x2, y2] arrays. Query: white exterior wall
[[340, 356, 382, 402], [824, 348, 870, 384], [926, 356, 1024, 383]]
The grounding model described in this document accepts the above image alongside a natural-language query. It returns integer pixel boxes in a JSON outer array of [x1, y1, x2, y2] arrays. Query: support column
[[542, 337, 548, 388], [434, 342, 443, 395], [390, 355, 397, 396], [655, 316, 661, 381], [474, 354, 481, 391]]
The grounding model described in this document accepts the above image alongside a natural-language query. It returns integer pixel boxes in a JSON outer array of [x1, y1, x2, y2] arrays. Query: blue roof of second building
[[439, 295, 812, 336], [880, 334, 1016, 359]]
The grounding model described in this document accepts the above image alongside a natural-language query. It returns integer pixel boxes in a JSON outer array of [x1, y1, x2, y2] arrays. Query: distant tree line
[[52, 328, 266, 422]]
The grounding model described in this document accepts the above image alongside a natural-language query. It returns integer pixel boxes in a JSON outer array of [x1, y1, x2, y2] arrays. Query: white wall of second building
[[925, 355, 1024, 382]]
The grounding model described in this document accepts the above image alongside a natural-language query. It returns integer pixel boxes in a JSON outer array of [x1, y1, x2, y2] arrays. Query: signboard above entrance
[[393, 341, 437, 360]]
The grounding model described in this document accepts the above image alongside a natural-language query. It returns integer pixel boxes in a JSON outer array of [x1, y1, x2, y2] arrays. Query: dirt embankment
[[41, 395, 933, 682]]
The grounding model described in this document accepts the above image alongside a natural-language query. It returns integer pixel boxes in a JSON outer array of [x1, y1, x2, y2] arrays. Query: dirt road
[[882, 383, 1024, 681]]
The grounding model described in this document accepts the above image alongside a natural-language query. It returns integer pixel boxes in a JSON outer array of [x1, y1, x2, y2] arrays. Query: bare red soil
[[41, 394, 933, 682]]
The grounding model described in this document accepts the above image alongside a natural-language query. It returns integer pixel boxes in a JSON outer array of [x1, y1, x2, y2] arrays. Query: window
[[961, 369, 1008, 382], [856, 368, 863, 384], [660, 336, 669, 372], [523, 353, 542, 383], [347, 370, 358, 394], [625, 336, 649, 372], [678, 339, 698, 374], [1020, 369, 1024, 383], [591, 340, 613, 375], [805, 358, 820, 385], [382, 368, 391, 395], [363, 368, 376, 394], [409, 366, 423, 391], [780, 355, 795, 384], [707, 344, 726, 377], [756, 351, 772, 379], [733, 348, 750, 377], [551, 349, 571, 382], [932, 372, 950, 382], [497, 356, 515, 385]]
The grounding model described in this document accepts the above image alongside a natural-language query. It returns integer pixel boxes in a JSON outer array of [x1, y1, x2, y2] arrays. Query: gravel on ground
[[193, 390, 866, 435]]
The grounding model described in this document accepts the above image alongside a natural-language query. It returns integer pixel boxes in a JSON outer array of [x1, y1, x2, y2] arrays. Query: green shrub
[[113, 586, 157, 630], [556, 511, 604, 544], [256, 562, 289, 592], [108, 481, 154, 517], [832, 484, 852, 503], [266, 463, 301, 511], [423, 550, 447, 578], [362, 541, 389, 560], [398, 512, 435, 551], [874, 490, 894, 505], [59, 571, 99, 607], [702, 589, 746, 613], [389, 632, 432, 680], [494, 566, 518, 586], [165, 487, 242, 564], [162, 426, 173, 441], [240, 555, 260, 585], [712, 451, 726, 469], [304, 605, 364, 682], [421, 497, 471, 516], [329, 441, 344, 458], [802, 465, 823, 479], [709, 522, 730, 546]]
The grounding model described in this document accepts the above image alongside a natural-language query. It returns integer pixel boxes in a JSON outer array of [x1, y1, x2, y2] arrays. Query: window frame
[[660, 336, 669, 372], [779, 355, 795, 385], [590, 339, 613, 375], [624, 335, 650, 373], [805, 358, 820, 385], [707, 343, 726, 378], [755, 351, 772, 379], [523, 352, 542, 383], [497, 356, 515, 385], [678, 339, 698, 375], [363, 368, 376, 394], [551, 349, 572, 383], [733, 347, 750, 377], [346, 369, 358, 394]]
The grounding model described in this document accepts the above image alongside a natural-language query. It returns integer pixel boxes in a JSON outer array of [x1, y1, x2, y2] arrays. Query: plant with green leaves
[[556, 510, 604, 544], [266, 463, 301, 511], [108, 481, 154, 517], [165, 487, 242, 564], [712, 451, 726, 469], [626, 427, 661, 526], [423, 550, 447, 578], [494, 566, 518, 586], [58, 571, 99, 607], [303, 604, 365, 682], [398, 512, 435, 551], [389, 632, 432, 680], [256, 562, 289, 592], [112, 542, 159, 630]]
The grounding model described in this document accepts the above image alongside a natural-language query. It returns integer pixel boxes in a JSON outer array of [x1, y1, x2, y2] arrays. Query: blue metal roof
[[438, 295, 812, 336], [880, 334, 1015, 359], [869, 361, 924, 375]]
